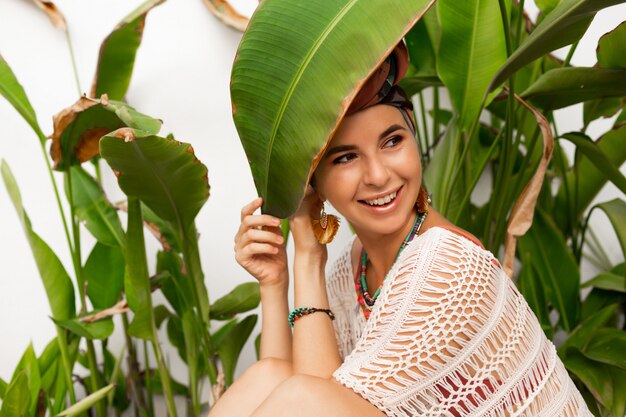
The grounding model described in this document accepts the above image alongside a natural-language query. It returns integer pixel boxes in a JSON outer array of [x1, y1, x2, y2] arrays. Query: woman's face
[[314, 104, 421, 238]]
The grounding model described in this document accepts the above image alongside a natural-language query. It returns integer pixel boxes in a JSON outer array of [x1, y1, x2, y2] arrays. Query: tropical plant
[[0, 1, 260, 416], [231, 0, 626, 415]]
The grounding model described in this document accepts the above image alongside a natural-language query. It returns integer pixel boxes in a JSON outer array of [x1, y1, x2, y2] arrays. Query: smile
[[363, 191, 398, 207]]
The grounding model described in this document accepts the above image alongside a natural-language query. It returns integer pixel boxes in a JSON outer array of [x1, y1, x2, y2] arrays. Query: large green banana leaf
[[437, 0, 507, 130], [90, 0, 165, 100], [0, 54, 46, 142], [488, 0, 626, 92], [231, 0, 436, 217]]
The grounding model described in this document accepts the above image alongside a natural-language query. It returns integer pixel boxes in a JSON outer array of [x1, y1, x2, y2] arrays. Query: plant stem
[[121, 313, 147, 416], [180, 228, 217, 384], [56, 327, 77, 405], [418, 92, 431, 152], [64, 29, 82, 96], [151, 340, 178, 417], [453, 130, 503, 223], [564, 41, 579, 67], [38, 140, 74, 257], [143, 340, 155, 417], [432, 87, 440, 154], [66, 167, 106, 417]]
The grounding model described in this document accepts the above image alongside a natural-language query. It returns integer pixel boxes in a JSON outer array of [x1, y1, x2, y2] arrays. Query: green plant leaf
[[560, 133, 626, 195], [53, 317, 114, 340], [210, 282, 260, 321], [91, 0, 166, 100], [583, 98, 623, 127], [100, 129, 209, 231], [597, 21, 626, 70], [489, 0, 626, 92], [517, 208, 580, 331], [85, 243, 125, 309], [210, 319, 238, 351], [521, 67, 626, 110], [142, 370, 188, 396], [555, 125, 626, 224], [583, 272, 626, 292], [1, 160, 75, 321], [0, 371, 30, 417], [157, 251, 193, 316], [405, 18, 437, 79], [39, 338, 60, 393], [609, 366, 626, 417], [584, 328, 626, 370], [518, 251, 553, 338], [124, 198, 155, 340], [563, 348, 614, 409], [50, 96, 161, 170], [437, 0, 507, 129], [166, 315, 187, 363], [10, 344, 41, 417], [68, 167, 125, 248], [0, 377, 7, 399], [50, 97, 161, 170], [594, 199, 626, 276], [217, 315, 258, 386], [0, 53, 46, 142], [559, 304, 618, 354], [423, 117, 463, 215], [535, 0, 561, 15], [142, 203, 181, 252], [56, 384, 115, 417], [231, 0, 436, 217]]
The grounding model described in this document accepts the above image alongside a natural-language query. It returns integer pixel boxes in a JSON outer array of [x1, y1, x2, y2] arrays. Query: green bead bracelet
[[288, 307, 335, 328]]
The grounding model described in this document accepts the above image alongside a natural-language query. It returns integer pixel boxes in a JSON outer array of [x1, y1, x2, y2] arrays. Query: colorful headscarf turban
[[347, 42, 416, 134]]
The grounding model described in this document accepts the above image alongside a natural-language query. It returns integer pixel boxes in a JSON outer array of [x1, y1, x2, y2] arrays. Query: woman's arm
[[289, 191, 342, 378], [258, 277, 292, 361], [235, 197, 292, 362]]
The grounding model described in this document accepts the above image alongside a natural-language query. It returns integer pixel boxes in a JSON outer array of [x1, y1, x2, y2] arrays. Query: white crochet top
[[326, 227, 591, 417]]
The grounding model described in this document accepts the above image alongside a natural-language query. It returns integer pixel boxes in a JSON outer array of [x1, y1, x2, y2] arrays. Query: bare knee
[[243, 357, 293, 382], [209, 358, 293, 417]]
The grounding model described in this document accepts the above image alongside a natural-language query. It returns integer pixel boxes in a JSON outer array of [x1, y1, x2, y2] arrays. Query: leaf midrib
[[262, 0, 359, 201], [130, 140, 185, 237]]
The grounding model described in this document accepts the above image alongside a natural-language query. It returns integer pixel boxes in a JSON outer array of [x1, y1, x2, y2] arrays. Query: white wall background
[[0, 0, 624, 400]]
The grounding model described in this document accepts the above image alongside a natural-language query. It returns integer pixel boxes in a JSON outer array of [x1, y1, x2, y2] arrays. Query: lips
[[359, 187, 402, 208], [363, 191, 397, 206]]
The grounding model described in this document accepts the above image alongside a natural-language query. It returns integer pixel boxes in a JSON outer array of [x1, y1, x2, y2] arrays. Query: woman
[[210, 44, 591, 417]]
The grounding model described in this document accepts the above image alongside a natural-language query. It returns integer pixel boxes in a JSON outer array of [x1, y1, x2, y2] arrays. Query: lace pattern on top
[[326, 227, 591, 417]]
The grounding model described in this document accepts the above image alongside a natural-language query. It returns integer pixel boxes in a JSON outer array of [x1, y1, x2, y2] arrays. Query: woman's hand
[[234, 197, 288, 288], [288, 188, 328, 263]]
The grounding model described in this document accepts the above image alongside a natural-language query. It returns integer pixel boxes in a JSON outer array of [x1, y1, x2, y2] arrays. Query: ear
[[309, 175, 326, 202]]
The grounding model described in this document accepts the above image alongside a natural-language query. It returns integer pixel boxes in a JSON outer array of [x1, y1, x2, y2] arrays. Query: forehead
[[331, 104, 406, 145]]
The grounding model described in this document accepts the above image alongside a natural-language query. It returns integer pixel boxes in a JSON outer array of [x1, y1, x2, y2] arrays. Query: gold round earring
[[311, 203, 340, 244]]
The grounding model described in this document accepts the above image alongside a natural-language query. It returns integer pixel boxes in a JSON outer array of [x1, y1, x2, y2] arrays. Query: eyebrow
[[324, 124, 407, 158]]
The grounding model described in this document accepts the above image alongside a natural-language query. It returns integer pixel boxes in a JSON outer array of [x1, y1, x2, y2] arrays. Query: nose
[[363, 155, 390, 187]]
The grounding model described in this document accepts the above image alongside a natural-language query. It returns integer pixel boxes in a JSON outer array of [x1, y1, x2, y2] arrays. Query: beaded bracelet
[[288, 307, 335, 328]]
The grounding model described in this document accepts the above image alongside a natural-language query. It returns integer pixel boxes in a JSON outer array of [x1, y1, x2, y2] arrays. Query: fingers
[[235, 197, 284, 252], [239, 228, 284, 247], [241, 197, 264, 222]]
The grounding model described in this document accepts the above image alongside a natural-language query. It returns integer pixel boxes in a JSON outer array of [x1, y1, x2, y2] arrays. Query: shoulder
[[398, 225, 499, 275]]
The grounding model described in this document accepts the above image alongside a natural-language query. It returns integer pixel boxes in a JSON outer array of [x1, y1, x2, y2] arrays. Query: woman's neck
[[356, 210, 419, 283]]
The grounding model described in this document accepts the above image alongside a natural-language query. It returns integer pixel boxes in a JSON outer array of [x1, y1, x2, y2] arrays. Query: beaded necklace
[[355, 210, 428, 319]]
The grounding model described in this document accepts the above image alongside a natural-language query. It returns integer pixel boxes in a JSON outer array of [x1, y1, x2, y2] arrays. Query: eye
[[383, 135, 403, 148], [333, 152, 358, 164]]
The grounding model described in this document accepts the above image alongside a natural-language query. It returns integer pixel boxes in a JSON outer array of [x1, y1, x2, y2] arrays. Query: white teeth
[[365, 191, 397, 206]]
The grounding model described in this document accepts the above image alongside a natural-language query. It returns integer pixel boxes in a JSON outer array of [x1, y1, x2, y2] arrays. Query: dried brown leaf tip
[[32, 0, 67, 30], [203, 0, 249, 32], [113, 128, 138, 142], [49, 96, 101, 169]]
